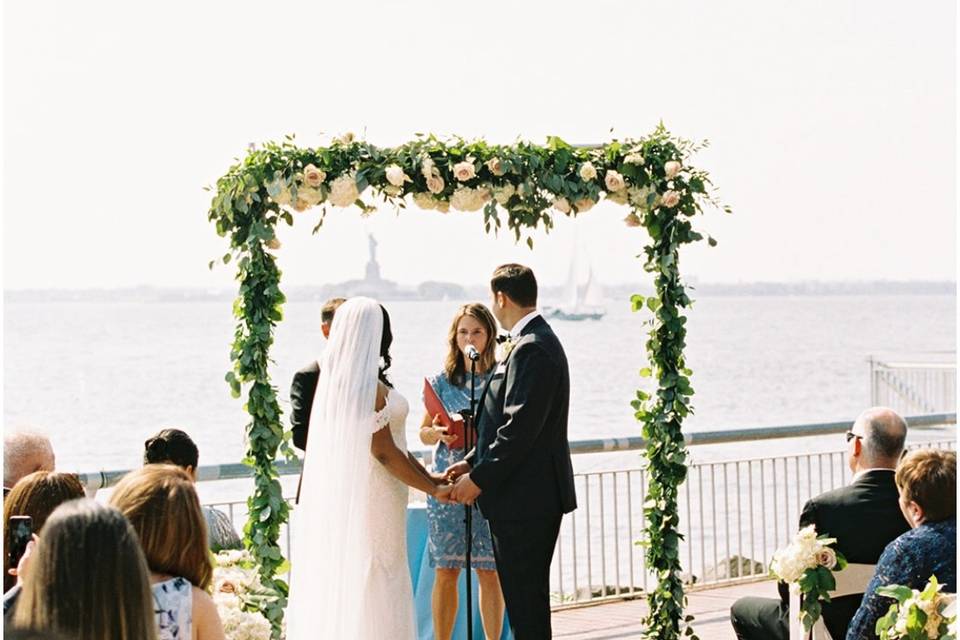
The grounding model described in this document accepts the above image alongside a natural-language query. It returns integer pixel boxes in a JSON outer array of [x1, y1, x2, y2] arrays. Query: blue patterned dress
[[846, 517, 957, 640], [425, 372, 497, 571]]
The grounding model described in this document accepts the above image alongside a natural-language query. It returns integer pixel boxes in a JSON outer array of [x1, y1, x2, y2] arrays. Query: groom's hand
[[443, 460, 471, 483], [451, 474, 482, 505]]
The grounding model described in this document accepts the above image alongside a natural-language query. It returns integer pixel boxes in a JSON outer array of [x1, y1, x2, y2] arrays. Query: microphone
[[464, 344, 480, 361]]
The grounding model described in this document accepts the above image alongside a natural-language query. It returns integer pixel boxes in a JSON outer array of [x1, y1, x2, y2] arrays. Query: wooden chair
[[789, 563, 877, 640]]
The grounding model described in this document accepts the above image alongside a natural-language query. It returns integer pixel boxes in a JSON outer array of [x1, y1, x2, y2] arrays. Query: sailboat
[[544, 243, 606, 321]]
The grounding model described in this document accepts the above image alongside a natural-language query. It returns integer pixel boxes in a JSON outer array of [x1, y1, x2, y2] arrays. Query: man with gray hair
[[730, 407, 910, 640], [3, 430, 56, 497]]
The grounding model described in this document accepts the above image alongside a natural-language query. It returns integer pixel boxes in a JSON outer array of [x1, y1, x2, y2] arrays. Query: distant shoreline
[[4, 281, 955, 303]]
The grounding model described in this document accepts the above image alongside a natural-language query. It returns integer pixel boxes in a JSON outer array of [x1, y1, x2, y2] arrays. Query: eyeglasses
[[845, 431, 864, 443]]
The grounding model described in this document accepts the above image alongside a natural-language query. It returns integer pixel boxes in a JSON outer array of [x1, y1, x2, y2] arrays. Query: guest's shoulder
[[296, 360, 320, 375]]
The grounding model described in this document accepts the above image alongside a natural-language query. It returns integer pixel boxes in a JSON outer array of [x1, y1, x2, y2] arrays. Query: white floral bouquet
[[769, 524, 847, 632], [212, 549, 281, 640], [875, 575, 957, 640]]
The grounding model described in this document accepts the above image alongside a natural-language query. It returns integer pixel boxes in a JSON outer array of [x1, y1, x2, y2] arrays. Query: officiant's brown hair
[[444, 304, 498, 385], [109, 464, 213, 590], [491, 263, 537, 307]]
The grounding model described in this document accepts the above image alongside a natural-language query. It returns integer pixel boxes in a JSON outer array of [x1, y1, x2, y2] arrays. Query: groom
[[448, 263, 577, 639]]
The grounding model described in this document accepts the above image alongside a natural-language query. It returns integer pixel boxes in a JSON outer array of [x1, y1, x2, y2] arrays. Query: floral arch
[[208, 125, 727, 639]]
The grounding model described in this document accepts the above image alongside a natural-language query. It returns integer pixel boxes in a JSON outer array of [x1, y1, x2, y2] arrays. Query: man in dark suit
[[289, 297, 346, 452], [730, 407, 910, 640], [447, 263, 577, 639]]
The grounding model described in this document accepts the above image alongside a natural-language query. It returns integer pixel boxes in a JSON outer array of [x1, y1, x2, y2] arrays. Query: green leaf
[[631, 294, 645, 311]]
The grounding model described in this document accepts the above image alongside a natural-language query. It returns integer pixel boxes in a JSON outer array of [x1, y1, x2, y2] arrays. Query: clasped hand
[[431, 460, 481, 505]]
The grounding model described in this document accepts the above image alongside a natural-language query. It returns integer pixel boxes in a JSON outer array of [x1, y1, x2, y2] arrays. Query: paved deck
[[552, 580, 775, 639]]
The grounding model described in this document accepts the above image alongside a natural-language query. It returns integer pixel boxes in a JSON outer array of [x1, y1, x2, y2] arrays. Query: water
[[5, 294, 954, 476]]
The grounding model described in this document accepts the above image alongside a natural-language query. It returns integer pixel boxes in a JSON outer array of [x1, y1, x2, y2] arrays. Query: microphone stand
[[461, 354, 478, 640]]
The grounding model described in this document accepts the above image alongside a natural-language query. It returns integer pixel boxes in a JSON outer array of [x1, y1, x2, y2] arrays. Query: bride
[[286, 297, 452, 639]]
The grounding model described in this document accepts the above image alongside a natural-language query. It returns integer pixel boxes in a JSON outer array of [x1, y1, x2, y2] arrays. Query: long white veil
[[286, 297, 383, 638]]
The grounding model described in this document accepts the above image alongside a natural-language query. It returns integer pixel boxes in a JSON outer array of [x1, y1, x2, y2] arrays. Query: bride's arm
[[371, 427, 446, 498]]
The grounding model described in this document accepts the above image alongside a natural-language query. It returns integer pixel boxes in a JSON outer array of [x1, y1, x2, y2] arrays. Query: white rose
[[421, 157, 437, 178], [606, 190, 629, 205], [298, 185, 324, 206], [453, 160, 477, 182], [664, 160, 682, 179], [815, 548, 837, 569], [293, 198, 310, 212], [426, 174, 445, 194], [494, 184, 515, 206], [623, 213, 642, 227], [412, 192, 436, 210], [579, 162, 598, 181], [605, 170, 627, 193], [661, 190, 681, 208], [382, 184, 401, 196], [329, 174, 360, 207], [385, 164, 410, 187], [435, 200, 450, 213], [478, 186, 492, 203], [303, 164, 326, 187], [450, 187, 484, 212], [624, 152, 645, 165], [486, 157, 505, 176], [553, 197, 571, 214], [574, 198, 595, 213]]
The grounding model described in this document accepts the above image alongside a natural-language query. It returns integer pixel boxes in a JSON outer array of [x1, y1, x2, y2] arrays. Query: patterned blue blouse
[[846, 517, 956, 640]]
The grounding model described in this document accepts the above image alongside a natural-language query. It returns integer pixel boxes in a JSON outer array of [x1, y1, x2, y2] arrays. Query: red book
[[422, 378, 465, 450]]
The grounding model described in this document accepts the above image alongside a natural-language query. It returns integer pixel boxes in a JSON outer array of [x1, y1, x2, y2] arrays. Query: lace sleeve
[[373, 393, 391, 433]]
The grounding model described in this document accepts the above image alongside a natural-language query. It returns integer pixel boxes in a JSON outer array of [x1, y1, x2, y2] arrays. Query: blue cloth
[[408, 504, 511, 640], [425, 372, 497, 571], [846, 517, 957, 639]]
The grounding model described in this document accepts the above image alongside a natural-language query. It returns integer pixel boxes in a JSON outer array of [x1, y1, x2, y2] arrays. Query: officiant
[[418, 303, 505, 640]]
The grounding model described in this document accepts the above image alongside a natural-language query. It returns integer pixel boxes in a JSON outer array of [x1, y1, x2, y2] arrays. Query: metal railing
[[870, 356, 956, 416], [75, 413, 956, 609]]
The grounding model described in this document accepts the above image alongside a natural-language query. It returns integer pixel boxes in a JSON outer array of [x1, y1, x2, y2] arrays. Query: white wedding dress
[[285, 297, 417, 640]]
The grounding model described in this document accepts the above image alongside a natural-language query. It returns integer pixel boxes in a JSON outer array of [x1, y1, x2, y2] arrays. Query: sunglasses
[[845, 431, 864, 443]]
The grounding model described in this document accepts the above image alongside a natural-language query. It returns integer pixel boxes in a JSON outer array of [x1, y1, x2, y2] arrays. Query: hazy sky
[[3, 1, 956, 289]]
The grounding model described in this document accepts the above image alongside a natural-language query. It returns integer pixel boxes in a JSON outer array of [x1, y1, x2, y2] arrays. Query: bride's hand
[[433, 483, 454, 504]]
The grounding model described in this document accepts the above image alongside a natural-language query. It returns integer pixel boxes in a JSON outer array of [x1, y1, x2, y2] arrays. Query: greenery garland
[[208, 125, 727, 639]]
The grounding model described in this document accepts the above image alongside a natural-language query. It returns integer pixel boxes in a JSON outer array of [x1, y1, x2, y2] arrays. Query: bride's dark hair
[[379, 305, 393, 388]]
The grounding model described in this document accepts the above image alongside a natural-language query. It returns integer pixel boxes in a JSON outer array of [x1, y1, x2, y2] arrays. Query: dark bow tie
[[496, 334, 511, 344]]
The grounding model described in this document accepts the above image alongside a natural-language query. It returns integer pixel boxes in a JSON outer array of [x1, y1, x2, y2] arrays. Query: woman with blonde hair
[[109, 464, 225, 640], [12, 498, 158, 640], [420, 303, 504, 640]]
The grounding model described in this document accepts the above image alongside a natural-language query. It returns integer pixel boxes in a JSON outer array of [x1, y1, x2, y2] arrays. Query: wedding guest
[[420, 303, 504, 640], [143, 428, 241, 550], [290, 296, 347, 451], [846, 449, 956, 640], [3, 432, 55, 498], [3, 472, 85, 592], [11, 499, 158, 640], [109, 464, 226, 640], [731, 407, 910, 640]]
